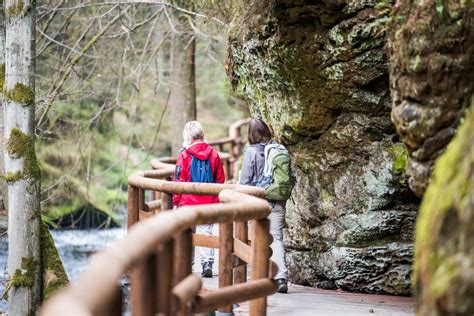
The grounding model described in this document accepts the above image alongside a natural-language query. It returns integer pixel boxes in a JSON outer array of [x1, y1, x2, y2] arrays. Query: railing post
[[127, 185, 139, 228], [233, 221, 248, 285], [138, 188, 145, 213], [249, 219, 271, 316], [154, 190, 162, 205], [98, 284, 123, 316], [224, 159, 231, 182], [229, 123, 243, 180], [218, 222, 234, 315], [131, 186, 156, 316], [155, 191, 174, 314], [131, 255, 157, 316], [173, 228, 193, 316]]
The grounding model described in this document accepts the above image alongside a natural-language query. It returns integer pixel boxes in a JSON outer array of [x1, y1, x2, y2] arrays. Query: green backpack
[[252, 142, 296, 201]]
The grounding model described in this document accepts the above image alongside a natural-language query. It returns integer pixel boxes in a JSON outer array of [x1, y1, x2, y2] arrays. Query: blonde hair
[[183, 121, 204, 148]]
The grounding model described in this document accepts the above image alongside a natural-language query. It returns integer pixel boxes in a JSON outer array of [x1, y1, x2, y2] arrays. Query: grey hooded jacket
[[239, 143, 266, 185]]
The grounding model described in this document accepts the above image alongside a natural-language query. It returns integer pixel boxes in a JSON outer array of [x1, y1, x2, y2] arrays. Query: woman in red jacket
[[173, 121, 225, 277]]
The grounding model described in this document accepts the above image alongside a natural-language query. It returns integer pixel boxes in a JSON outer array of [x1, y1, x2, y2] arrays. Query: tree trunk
[[0, 0, 6, 213], [170, 0, 196, 155], [4, 1, 41, 315]]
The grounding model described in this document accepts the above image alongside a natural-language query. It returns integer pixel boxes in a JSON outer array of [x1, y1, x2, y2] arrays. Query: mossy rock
[[228, 1, 419, 294], [47, 204, 120, 229], [387, 0, 474, 197], [415, 104, 474, 315]]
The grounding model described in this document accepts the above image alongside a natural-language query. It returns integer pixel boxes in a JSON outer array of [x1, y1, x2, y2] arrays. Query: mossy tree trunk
[[0, 0, 6, 212], [414, 103, 473, 315], [4, 0, 41, 314], [170, 0, 196, 155], [387, 0, 474, 197]]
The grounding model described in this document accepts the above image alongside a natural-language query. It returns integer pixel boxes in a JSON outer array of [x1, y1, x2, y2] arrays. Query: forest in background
[[29, 1, 243, 223]]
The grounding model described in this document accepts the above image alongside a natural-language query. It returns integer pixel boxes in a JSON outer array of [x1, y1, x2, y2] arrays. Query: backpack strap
[[188, 153, 194, 182]]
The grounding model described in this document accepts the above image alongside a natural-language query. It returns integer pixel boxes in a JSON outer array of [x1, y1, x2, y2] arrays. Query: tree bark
[[170, 0, 196, 155], [4, 0, 41, 315], [0, 0, 6, 212]]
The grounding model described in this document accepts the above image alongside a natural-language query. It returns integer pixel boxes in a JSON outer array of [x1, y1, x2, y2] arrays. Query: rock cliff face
[[227, 1, 419, 294], [386, 1, 474, 311], [387, 0, 474, 197]]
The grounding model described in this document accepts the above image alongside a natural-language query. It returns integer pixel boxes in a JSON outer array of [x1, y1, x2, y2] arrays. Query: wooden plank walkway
[[234, 284, 414, 316], [200, 275, 414, 315], [193, 233, 414, 316]]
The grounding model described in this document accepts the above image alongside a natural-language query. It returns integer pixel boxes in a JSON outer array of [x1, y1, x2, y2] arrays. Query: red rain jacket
[[173, 141, 225, 206]]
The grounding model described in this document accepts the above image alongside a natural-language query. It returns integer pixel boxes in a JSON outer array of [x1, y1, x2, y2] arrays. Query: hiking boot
[[201, 261, 213, 278], [276, 279, 288, 293]]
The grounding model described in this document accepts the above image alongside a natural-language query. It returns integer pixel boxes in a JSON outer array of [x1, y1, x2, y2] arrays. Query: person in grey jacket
[[239, 118, 289, 293]]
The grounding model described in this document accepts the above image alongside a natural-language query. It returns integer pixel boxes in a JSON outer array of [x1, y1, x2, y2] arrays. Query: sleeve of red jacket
[[214, 152, 225, 184], [173, 152, 187, 206]]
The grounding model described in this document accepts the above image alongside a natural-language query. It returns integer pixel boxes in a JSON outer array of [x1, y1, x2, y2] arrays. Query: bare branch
[[46, 1, 228, 27]]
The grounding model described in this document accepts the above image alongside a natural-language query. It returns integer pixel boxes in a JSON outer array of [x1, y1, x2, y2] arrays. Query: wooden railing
[[41, 118, 279, 315]]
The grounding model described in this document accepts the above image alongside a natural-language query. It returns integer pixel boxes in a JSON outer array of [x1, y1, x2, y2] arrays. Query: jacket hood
[[251, 142, 266, 152], [185, 141, 213, 160]]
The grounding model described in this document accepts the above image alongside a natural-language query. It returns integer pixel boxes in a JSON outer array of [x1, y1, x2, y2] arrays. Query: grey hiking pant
[[269, 202, 288, 280], [196, 224, 215, 265]]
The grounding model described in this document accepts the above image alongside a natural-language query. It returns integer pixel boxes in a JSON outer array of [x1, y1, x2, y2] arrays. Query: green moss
[[5, 82, 34, 105], [40, 221, 69, 300], [0, 64, 5, 92], [11, 257, 37, 288], [436, 0, 445, 17], [7, 127, 31, 157], [414, 104, 473, 309], [5, 0, 25, 22], [2, 170, 23, 182], [390, 143, 409, 175], [5, 128, 41, 181], [430, 256, 461, 298]]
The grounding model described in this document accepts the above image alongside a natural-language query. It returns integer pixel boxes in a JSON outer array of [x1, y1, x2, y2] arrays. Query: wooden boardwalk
[[200, 275, 414, 315]]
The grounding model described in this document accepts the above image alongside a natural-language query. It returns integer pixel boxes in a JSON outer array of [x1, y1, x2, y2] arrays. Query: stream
[[0, 227, 127, 313]]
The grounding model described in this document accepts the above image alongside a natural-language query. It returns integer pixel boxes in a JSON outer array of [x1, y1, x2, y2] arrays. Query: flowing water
[[0, 227, 127, 313]]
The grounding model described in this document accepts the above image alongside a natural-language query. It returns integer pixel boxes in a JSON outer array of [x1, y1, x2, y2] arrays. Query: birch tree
[[0, 0, 6, 212], [170, 0, 196, 155], [3, 0, 41, 314]]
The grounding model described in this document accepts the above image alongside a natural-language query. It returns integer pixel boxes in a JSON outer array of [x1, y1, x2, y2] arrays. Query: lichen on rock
[[414, 104, 474, 315], [387, 0, 474, 197], [228, 0, 419, 294]]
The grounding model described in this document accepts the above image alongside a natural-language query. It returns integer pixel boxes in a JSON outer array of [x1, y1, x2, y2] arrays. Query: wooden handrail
[[41, 186, 272, 313], [192, 279, 277, 313], [40, 118, 277, 316]]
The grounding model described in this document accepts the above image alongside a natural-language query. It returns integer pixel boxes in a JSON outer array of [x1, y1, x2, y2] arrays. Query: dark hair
[[248, 118, 272, 144]]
